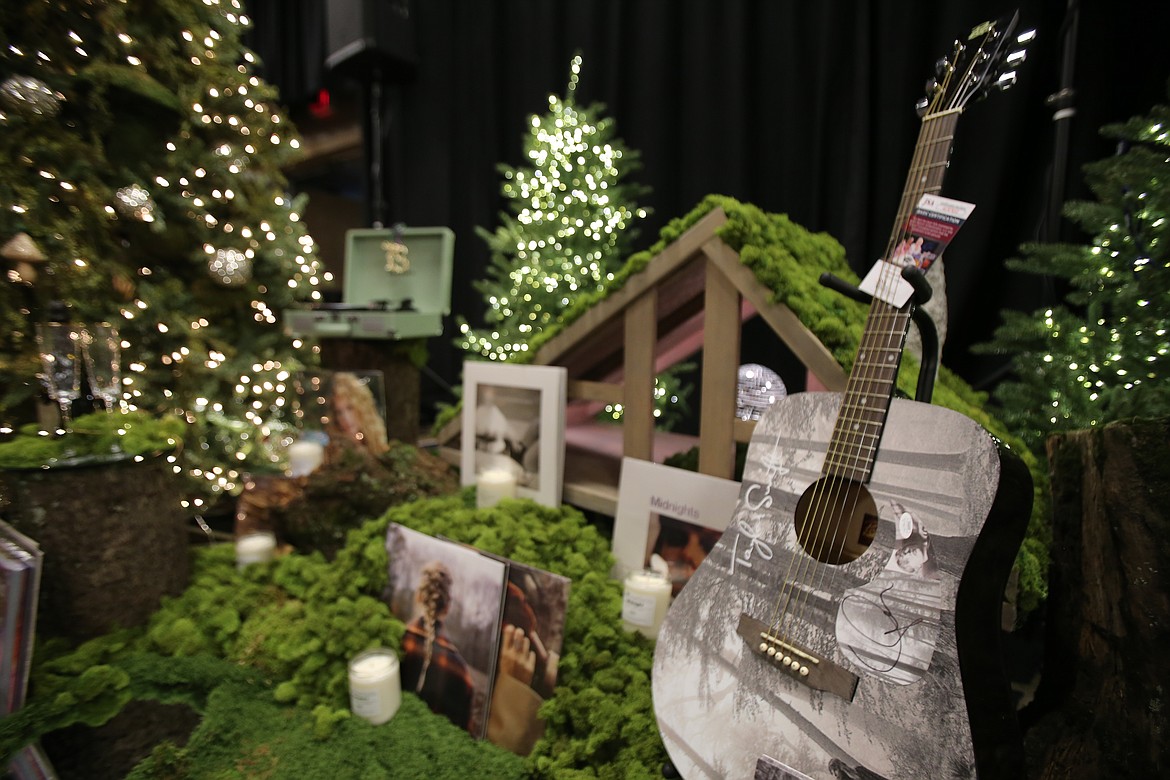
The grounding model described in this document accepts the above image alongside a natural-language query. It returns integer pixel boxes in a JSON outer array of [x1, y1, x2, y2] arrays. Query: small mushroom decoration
[[2, 232, 47, 284]]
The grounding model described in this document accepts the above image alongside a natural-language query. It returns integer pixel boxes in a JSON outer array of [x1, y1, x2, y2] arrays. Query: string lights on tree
[[459, 54, 649, 362], [0, 0, 327, 504], [983, 92, 1170, 450], [458, 56, 693, 425]]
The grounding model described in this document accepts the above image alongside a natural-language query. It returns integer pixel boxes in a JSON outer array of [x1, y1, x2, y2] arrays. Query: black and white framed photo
[[611, 457, 740, 591], [460, 361, 567, 507]]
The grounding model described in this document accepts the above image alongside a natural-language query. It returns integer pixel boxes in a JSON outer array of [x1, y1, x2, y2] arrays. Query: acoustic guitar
[[652, 14, 1035, 780]]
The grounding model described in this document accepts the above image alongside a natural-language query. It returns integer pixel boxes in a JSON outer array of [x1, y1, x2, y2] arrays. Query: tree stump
[[234, 441, 459, 559], [1025, 417, 1170, 778], [0, 455, 191, 640]]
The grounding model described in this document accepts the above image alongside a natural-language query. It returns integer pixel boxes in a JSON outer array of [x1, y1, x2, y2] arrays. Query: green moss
[[0, 410, 186, 468], [7, 488, 665, 777], [127, 686, 527, 780]]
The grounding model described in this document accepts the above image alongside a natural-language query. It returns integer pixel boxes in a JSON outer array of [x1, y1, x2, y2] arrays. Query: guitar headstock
[[916, 11, 1035, 118]]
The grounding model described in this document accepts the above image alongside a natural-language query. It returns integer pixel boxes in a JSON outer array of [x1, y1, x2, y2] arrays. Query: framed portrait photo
[[460, 361, 567, 507], [611, 457, 741, 595]]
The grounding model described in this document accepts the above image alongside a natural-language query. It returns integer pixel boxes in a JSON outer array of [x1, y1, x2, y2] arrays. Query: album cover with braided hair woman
[[384, 524, 508, 738]]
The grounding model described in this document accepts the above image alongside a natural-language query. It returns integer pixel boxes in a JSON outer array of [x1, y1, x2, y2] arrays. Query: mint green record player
[[285, 226, 454, 340]]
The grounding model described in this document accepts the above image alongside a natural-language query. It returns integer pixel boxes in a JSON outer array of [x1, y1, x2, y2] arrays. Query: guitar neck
[[885, 108, 962, 260], [824, 109, 962, 483]]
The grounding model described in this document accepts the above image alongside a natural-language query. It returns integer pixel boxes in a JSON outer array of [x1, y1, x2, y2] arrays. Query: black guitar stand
[[818, 266, 940, 404]]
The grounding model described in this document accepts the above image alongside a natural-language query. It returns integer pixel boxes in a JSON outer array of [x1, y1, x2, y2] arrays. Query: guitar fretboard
[[823, 109, 961, 483]]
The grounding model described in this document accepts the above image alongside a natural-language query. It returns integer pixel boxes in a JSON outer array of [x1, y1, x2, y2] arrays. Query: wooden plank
[[568, 379, 623, 404], [436, 445, 462, 469], [534, 208, 728, 368], [623, 291, 657, 462], [562, 480, 618, 516], [698, 259, 740, 479], [733, 418, 757, 443], [702, 239, 847, 391], [547, 255, 707, 383], [434, 414, 463, 448]]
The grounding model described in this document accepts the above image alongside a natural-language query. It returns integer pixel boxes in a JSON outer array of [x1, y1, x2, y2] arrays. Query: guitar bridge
[[737, 613, 859, 702]]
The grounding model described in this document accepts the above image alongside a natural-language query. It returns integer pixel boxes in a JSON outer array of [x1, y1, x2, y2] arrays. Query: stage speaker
[[325, 0, 417, 82]]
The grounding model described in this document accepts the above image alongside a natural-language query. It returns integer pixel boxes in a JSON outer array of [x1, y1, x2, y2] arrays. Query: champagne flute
[[81, 323, 123, 414], [34, 322, 83, 430]]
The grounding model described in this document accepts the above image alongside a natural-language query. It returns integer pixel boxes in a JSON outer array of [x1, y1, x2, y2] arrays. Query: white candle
[[287, 439, 325, 477], [622, 569, 673, 638], [348, 648, 401, 725], [476, 468, 518, 508], [235, 531, 276, 570]]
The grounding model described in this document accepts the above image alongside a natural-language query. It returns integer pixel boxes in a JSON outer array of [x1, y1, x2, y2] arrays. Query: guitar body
[[652, 393, 1032, 779]]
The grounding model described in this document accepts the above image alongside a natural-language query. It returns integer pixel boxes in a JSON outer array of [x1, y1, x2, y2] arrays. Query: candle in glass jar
[[348, 648, 401, 725], [476, 468, 518, 508], [235, 531, 276, 570], [287, 439, 325, 477], [622, 569, 673, 638]]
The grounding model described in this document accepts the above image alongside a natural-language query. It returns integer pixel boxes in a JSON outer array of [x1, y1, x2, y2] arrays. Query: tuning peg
[[1016, 28, 1037, 45], [995, 71, 1018, 91], [915, 96, 931, 117], [934, 57, 951, 79], [1007, 49, 1027, 67]]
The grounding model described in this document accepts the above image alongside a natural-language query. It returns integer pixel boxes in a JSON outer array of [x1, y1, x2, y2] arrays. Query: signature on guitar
[[839, 585, 940, 674], [731, 483, 777, 574]]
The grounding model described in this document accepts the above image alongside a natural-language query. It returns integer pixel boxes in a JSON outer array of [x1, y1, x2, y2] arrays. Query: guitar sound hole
[[793, 476, 878, 565]]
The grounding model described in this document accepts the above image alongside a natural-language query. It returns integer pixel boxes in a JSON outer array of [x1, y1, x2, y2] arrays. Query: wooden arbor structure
[[441, 207, 847, 514]]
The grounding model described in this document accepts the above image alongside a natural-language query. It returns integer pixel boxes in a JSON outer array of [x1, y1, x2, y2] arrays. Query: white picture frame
[[460, 361, 567, 507], [611, 457, 741, 594]]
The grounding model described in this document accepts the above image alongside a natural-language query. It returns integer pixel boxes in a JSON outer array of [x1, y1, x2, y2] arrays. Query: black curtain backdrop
[[247, 0, 1170, 425]]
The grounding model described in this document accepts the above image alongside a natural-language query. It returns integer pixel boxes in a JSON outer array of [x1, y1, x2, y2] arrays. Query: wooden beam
[[562, 481, 618, 516], [622, 290, 657, 462], [534, 208, 728, 368], [698, 259, 741, 479], [569, 379, 623, 404], [541, 255, 706, 383], [702, 239, 848, 391], [733, 418, 757, 443], [434, 413, 462, 448]]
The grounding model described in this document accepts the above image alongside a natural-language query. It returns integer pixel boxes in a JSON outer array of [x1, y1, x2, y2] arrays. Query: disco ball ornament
[[114, 184, 156, 222], [736, 363, 786, 421], [208, 248, 252, 286], [0, 75, 63, 118]]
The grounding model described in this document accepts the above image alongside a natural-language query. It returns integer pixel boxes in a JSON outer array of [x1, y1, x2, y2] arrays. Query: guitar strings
[[768, 98, 963, 650], [786, 110, 935, 632], [769, 121, 922, 632], [787, 38, 980, 645], [776, 111, 940, 640]]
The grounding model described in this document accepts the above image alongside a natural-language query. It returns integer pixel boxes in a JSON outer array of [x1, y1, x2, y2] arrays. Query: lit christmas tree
[[984, 91, 1170, 450], [459, 55, 649, 361], [0, 0, 325, 502]]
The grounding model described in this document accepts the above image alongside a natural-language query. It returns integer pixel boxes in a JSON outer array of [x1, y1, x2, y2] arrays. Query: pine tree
[[0, 0, 324, 500], [458, 55, 649, 361], [984, 90, 1170, 450]]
